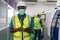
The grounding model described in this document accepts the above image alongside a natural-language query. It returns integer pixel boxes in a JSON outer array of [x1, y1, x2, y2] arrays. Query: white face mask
[[18, 9, 25, 15]]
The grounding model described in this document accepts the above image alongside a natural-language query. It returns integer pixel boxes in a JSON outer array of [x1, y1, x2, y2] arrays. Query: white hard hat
[[17, 1, 26, 7]]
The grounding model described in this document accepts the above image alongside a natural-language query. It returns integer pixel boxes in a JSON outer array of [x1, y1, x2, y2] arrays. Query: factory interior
[[0, 0, 60, 40]]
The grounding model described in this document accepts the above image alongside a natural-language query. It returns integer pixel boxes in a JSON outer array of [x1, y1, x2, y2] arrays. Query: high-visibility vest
[[34, 17, 41, 30], [12, 15, 30, 40]]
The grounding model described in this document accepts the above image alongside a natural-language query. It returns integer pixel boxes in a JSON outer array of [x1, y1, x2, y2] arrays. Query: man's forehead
[[17, 6, 26, 10]]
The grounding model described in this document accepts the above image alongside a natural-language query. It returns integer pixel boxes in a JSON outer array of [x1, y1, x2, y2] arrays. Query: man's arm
[[9, 20, 22, 33], [40, 19, 45, 27]]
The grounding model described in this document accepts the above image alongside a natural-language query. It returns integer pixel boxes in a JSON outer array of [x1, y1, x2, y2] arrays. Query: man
[[30, 16, 35, 40], [30, 14, 43, 40], [9, 1, 32, 40]]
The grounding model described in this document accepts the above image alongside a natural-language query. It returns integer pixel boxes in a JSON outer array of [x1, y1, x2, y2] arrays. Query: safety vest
[[34, 17, 41, 30], [12, 15, 30, 40]]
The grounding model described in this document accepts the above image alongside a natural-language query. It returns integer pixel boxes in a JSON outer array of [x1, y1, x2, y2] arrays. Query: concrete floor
[[43, 27, 51, 40], [0, 27, 13, 40], [0, 27, 8, 40]]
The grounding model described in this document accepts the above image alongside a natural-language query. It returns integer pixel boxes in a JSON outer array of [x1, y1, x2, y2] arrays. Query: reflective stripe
[[14, 35, 29, 38], [14, 35, 22, 38]]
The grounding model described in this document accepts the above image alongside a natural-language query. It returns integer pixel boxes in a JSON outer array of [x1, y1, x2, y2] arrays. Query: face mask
[[18, 9, 25, 15]]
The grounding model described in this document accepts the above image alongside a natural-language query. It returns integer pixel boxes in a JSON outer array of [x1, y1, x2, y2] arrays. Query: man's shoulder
[[11, 14, 18, 19]]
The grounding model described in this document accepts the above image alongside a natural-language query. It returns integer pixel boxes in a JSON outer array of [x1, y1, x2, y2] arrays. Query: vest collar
[[18, 14, 26, 18]]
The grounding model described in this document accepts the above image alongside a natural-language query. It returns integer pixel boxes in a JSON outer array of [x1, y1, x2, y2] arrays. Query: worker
[[34, 14, 43, 40], [29, 16, 35, 40], [9, 1, 33, 40], [30, 16, 35, 28]]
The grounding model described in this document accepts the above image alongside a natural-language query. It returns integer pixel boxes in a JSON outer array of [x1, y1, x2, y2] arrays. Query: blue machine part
[[51, 9, 60, 40]]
